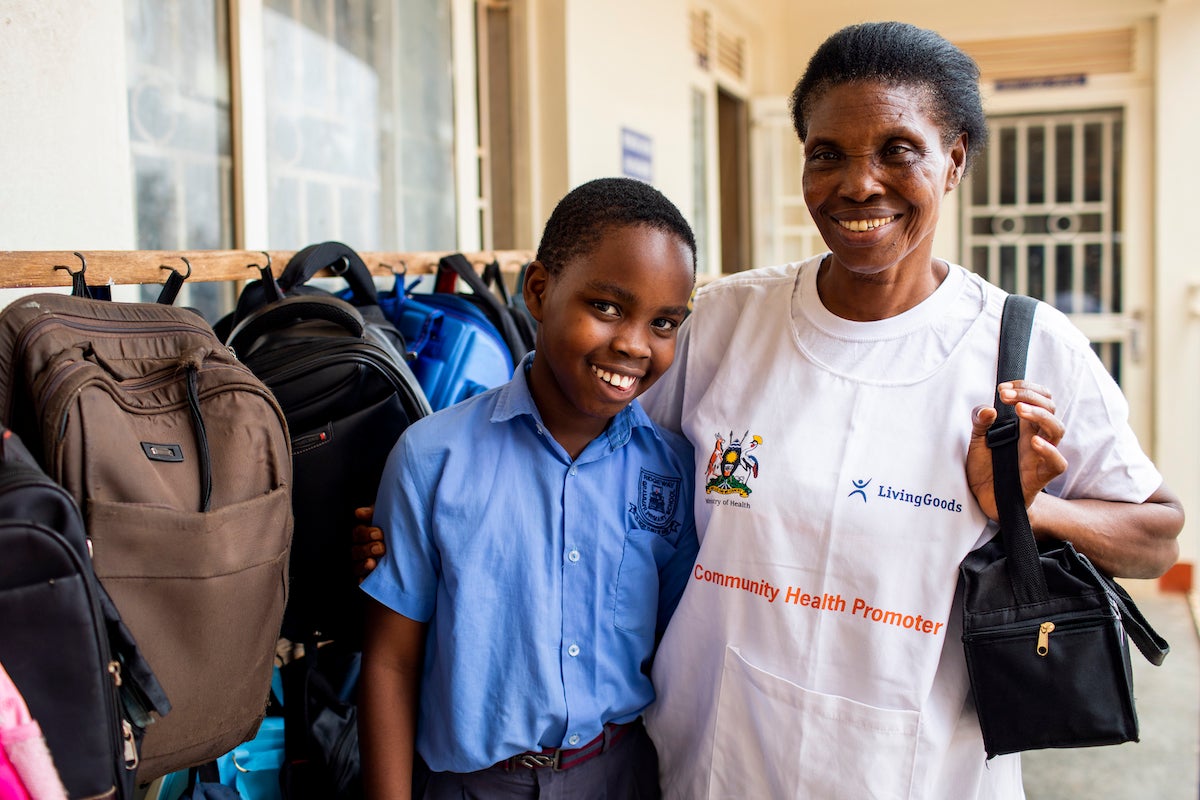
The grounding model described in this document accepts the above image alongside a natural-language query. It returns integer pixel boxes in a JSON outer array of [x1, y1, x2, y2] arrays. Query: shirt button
[[567, 549, 580, 563], [567, 643, 580, 657], [568, 733, 581, 746], [569, 465, 578, 476]]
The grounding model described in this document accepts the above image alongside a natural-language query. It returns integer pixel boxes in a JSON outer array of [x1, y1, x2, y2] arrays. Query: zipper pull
[[122, 718, 139, 770], [108, 660, 123, 687], [1036, 621, 1056, 656]]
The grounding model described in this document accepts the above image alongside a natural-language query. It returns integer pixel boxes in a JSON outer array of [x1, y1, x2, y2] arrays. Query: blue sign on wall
[[621, 127, 653, 183]]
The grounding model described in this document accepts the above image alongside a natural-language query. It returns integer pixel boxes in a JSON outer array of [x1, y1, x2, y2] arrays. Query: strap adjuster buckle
[[986, 418, 1019, 449]]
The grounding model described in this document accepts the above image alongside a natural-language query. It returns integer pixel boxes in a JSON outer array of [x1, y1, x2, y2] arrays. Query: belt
[[498, 720, 637, 772]]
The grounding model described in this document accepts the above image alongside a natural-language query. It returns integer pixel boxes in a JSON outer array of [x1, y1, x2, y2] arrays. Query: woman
[[639, 21, 1184, 799]]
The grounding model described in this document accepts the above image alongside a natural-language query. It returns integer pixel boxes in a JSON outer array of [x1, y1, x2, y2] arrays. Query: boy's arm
[[360, 597, 427, 800]]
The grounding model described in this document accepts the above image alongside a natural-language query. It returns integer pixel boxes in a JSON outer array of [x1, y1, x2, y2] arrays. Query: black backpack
[[0, 425, 170, 799], [225, 242, 431, 649], [225, 242, 430, 799]]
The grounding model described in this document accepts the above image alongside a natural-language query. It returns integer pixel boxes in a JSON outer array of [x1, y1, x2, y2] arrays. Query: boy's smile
[[524, 223, 694, 459]]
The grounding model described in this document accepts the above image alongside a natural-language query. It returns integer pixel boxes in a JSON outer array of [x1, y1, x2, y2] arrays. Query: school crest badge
[[631, 468, 681, 535]]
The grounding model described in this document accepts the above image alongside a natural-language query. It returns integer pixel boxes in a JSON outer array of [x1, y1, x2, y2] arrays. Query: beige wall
[[1154, 0, 1200, 576], [0, 1, 135, 250], [767, 0, 1165, 94]]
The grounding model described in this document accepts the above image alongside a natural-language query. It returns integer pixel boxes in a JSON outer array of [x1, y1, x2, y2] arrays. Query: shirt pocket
[[613, 528, 673, 636], [709, 646, 920, 800]]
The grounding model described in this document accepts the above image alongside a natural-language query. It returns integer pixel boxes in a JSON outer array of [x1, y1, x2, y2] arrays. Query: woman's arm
[[360, 598, 427, 800], [967, 380, 1184, 579], [1024, 484, 1183, 579]]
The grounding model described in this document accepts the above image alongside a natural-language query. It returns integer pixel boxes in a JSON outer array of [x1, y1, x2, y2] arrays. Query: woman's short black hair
[[789, 21, 988, 172], [535, 177, 697, 276]]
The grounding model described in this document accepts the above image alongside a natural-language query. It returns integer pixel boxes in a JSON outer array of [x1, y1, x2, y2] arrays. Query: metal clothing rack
[[0, 249, 535, 291]]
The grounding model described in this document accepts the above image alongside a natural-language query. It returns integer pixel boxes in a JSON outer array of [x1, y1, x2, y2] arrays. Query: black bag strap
[[280, 241, 380, 307], [155, 258, 193, 306], [1106, 575, 1171, 665], [435, 254, 530, 364], [486, 260, 537, 352], [987, 294, 1048, 605]]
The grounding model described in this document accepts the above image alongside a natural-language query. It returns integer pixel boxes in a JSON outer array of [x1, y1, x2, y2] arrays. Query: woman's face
[[801, 80, 966, 278]]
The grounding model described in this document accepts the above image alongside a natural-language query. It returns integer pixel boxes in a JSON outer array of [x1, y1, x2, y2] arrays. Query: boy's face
[[524, 224, 693, 441]]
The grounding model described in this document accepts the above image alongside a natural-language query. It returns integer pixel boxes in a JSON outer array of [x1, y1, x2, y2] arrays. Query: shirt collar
[[492, 352, 659, 452]]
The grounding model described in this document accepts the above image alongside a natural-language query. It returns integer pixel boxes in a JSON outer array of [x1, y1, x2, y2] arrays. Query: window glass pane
[[1026, 126, 1045, 205], [1055, 124, 1074, 204], [263, 0, 457, 250], [1083, 122, 1103, 203], [125, 0, 235, 321], [998, 127, 1017, 206]]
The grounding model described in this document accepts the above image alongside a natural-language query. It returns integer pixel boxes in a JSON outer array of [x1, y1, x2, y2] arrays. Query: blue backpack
[[371, 254, 536, 411], [393, 290, 514, 410]]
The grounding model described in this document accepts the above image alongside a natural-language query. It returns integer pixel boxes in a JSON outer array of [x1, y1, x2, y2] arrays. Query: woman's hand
[[967, 380, 1068, 522]]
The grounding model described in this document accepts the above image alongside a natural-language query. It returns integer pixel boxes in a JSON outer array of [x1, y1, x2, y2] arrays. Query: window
[[124, 0, 467, 317], [262, 0, 457, 250], [125, 0, 234, 317]]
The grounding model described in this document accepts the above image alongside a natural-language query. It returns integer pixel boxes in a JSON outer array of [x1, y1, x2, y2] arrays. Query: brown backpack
[[0, 293, 293, 781]]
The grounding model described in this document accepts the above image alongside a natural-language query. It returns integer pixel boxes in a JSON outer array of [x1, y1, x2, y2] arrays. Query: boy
[[358, 177, 699, 799]]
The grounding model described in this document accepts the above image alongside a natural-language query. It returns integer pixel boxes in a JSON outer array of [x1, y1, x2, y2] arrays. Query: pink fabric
[[0, 749, 34, 800], [0, 664, 65, 800]]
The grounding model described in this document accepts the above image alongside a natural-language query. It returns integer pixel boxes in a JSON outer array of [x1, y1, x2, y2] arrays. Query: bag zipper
[[7, 313, 216, 423], [43, 359, 281, 513], [964, 610, 1118, 657]]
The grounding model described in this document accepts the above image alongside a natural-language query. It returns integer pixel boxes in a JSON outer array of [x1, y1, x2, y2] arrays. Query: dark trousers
[[413, 720, 661, 799]]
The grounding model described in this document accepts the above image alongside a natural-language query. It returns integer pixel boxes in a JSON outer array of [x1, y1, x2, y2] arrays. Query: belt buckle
[[515, 751, 560, 769]]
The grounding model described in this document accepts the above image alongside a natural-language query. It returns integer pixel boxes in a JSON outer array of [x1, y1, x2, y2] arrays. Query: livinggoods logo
[[851, 479, 964, 513]]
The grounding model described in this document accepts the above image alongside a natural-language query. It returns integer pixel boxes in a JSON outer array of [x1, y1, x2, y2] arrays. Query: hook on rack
[[51, 251, 87, 278], [247, 250, 283, 303], [156, 257, 192, 306], [53, 252, 94, 298]]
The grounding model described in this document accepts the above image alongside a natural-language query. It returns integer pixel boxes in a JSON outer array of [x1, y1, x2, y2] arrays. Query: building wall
[[1154, 0, 1200, 587], [0, 0, 135, 250]]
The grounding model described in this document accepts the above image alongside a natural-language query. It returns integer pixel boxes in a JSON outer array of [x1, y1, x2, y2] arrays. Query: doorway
[[718, 86, 750, 272]]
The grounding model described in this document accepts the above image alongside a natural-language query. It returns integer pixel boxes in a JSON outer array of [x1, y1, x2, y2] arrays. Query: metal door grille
[[963, 109, 1125, 381]]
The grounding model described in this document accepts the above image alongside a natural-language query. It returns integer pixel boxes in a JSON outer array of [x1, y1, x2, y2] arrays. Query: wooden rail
[[0, 249, 535, 290]]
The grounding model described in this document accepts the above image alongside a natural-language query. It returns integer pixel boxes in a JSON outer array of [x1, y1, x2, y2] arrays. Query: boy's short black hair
[[535, 177, 697, 276], [790, 21, 988, 173]]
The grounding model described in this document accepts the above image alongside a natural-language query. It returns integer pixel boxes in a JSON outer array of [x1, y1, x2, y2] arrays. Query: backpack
[[377, 254, 536, 411], [388, 285, 515, 411], [0, 293, 294, 782], [224, 243, 430, 800], [0, 423, 171, 798], [432, 253, 535, 364], [224, 242, 431, 649]]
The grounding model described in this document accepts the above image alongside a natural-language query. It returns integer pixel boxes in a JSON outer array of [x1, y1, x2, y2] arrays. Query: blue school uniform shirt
[[360, 356, 699, 773]]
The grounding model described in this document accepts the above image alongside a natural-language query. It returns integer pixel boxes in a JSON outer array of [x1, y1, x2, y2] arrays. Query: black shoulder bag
[[958, 293, 1170, 759]]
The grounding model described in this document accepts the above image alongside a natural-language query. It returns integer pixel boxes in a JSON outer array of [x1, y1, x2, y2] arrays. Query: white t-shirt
[[641, 255, 1162, 800]]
